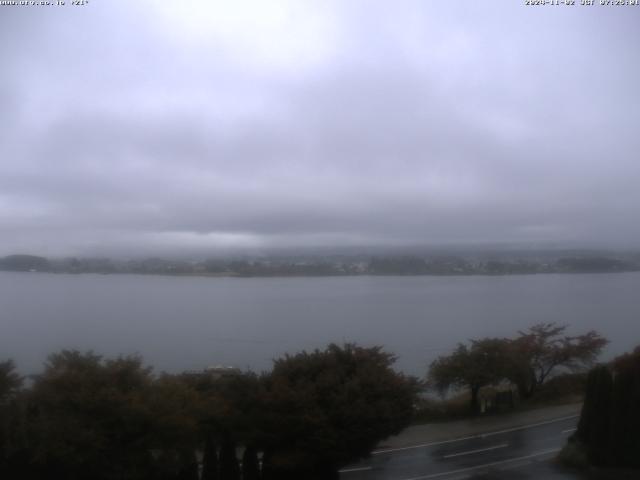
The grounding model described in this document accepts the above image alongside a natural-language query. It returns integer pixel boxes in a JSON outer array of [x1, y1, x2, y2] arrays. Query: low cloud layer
[[1, 1, 639, 256]]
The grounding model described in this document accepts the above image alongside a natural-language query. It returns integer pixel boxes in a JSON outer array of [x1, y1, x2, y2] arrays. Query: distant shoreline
[[2, 253, 639, 279], [2, 269, 639, 280]]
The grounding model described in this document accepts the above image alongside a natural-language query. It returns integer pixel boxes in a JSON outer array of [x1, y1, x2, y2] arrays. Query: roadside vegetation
[[0, 344, 418, 480], [0, 323, 619, 478], [559, 345, 640, 471], [425, 323, 607, 416]]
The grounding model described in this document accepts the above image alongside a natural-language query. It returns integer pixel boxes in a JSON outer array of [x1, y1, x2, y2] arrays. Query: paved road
[[339, 414, 583, 480]]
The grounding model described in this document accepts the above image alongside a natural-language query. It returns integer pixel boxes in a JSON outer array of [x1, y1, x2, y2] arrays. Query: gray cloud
[[1, 0, 639, 256]]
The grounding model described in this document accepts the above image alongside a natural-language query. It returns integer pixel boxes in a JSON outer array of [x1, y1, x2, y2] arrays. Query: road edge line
[[372, 414, 579, 455]]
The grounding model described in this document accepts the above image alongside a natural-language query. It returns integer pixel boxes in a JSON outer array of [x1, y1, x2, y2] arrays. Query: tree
[[181, 368, 264, 479], [575, 365, 613, 465], [608, 346, 640, 467], [219, 439, 240, 480], [428, 338, 510, 414], [261, 343, 419, 478], [176, 449, 199, 480], [570, 346, 640, 468], [241, 445, 260, 480], [0, 360, 21, 404], [0, 360, 24, 476], [146, 374, 202, 479], [201, 434, 219, 480], [508, 323, 608, 398], [0, 254, 49, 272], [27, 350, 157, 480]]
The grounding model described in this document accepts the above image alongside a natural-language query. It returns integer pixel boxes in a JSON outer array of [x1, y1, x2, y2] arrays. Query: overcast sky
[[1, 1, 639, 257]]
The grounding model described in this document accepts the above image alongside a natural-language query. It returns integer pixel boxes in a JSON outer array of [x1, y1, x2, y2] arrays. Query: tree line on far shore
[[2, 253, 638, 277]]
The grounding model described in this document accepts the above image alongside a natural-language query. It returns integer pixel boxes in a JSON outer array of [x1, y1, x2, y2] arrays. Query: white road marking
[[339, 466, 373, 473], [442, 443, 509, 459], [371, 414, 578, 455], [399, 448, 561, 480], [498, 459, 532, 471], [561, 427, 577, 434], [372, 437, 483, 455]]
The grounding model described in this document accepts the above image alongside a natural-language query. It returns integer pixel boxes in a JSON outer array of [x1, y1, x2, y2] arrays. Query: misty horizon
[[4, 243, 640, 263]]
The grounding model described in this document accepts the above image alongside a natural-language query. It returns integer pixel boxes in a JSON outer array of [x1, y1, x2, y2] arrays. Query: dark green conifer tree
[[241, 445, 260, 480], [219, 439, 240, 480], [201, 435, 219, 480], [577, 365, 612, 465], [609, 348, 640, 467], [176, 449, 199, 480]]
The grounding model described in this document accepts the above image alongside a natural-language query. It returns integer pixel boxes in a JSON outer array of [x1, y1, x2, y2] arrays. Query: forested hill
[[1, 253, 638, 277]]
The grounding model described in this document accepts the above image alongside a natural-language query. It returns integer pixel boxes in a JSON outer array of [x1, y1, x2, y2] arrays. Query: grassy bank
[[413, 372, 586, 425]]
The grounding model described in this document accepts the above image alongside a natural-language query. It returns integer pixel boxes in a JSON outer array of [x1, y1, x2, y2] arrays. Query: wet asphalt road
[[339, 415, 585, 480]]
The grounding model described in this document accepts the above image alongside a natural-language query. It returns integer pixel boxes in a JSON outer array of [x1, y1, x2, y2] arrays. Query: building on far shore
[[204, 365, 242, 380], [183, 365, 243, 381]]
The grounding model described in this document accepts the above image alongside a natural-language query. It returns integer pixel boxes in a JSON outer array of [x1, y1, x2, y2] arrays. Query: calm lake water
[[2, 271, 639, 376]]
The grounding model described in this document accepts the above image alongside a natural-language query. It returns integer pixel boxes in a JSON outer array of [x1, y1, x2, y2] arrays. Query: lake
[[2, 271, 639, 376]]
